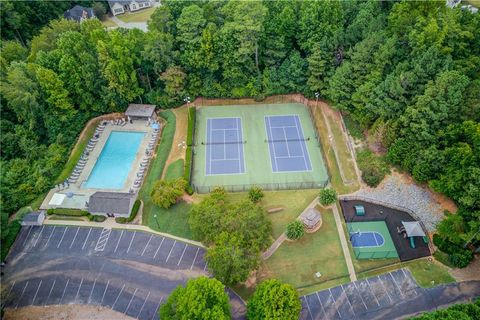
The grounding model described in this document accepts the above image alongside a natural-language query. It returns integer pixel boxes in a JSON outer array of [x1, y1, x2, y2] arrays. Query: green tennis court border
[[191, 103, 329, 193], [347, 221, 399, 259]]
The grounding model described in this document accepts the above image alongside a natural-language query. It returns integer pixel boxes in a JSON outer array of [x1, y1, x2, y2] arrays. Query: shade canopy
[[152, 123, 160, 130], [402, 221, 426, 237], [49, 193, 66, 206]]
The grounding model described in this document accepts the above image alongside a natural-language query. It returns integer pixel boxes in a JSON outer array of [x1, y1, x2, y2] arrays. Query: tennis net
[[264, 137, 311, 143], [200, 140, 246, 145]]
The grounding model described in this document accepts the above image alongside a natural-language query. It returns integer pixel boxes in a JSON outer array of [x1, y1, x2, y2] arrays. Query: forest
[[1, 1, 479, 264]]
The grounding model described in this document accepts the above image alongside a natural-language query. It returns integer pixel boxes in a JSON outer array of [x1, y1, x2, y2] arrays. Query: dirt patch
[[449, 255, 480, 282], [181, 194, 195, 204], [4, 304, 134, 320], [163, 106, 188, 178]]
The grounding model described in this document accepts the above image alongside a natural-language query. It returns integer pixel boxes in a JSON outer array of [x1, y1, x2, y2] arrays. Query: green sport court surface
[[347, 221, 399, 259], [191, 103, 329, 193]]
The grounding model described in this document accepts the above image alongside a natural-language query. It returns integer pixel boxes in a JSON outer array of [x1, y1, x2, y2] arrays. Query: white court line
[[281, 127, 292, 157], [6, 281, 16, 300], [21, 227, 33, 247], [177, 244, 188, 266], [270, 125, 298, 129], [126, 232, 136, 253], [353, 281, 368, 311], [136, 291, 150, 318], [141, 234, 153, 256], [112, 284, 125, 309], [75, 278, 84, 301], [223, 129, 226, 159], [70, 227, 80, 248], [210, 158, 240, 162], [203, 261, 208, 271], [82, 228, 92, 250], [190, 247, 200, 270], [266, 116, 279, 171], [153, 237, 165, 259], [44, 226, 55, 247], [56, 227, 68, 248], [165, 240, 176, 262], [88, 279, 97, 304], [59, 279, 70, 304], [303, 296, 313, 320], [235, 118, 241, 173], [377, 276, 393, 303], [124, 288, 138, 314], [15, 281, 29, 309], [329, 288, 342, 319], [274, 155, 305, 159], [101, 280, 110, 305], [32, 280, 43, 305], [151, 298, 164, 320], [366, 278, 380, 307], [389, 273, 404, 298], [114, 230, 125, 253], [341, 284, 355, 315], [45, 280, 56, 306], [293, 115, 310, 170], [33, 226, 45, 247], [315, 292, 327, 318]]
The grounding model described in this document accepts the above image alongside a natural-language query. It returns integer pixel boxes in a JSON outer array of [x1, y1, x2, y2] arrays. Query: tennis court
[[347, 221, 398, 259], [205, 117, 245, 175], [192, 103, 329, 193], [265, 115, 312, 172]]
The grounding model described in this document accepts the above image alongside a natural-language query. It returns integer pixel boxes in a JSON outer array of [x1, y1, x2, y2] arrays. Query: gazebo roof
[[302, 208, 322, 228], [125, 104, 156, 118]]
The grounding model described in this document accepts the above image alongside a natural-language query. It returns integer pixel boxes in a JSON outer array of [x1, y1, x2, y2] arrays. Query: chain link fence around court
[[191, 180, 328, 194]]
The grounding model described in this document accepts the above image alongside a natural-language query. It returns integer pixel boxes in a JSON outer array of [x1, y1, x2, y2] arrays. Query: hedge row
[[46, 208, 105, 222], [183, 107, 196, 194], [116, 199, 141, 224]]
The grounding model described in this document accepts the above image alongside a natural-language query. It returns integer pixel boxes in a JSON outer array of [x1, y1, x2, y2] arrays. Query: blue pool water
[[84, 131, 145, 189]]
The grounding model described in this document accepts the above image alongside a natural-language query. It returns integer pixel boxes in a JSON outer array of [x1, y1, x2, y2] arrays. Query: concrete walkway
[[332, 202, 357, 282], [43, 218, 204, 248], [109, 15, 148, 32]]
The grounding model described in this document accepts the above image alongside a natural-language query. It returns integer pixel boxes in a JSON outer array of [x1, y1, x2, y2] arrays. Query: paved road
[[1, 226, 246, 319], [301, 268, 480, 319]]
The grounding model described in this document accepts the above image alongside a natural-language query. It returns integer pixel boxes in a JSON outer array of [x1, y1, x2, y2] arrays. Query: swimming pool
[[84, 131, 145, 189]]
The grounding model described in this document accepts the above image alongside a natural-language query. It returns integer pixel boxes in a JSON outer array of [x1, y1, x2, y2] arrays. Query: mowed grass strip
[[117, 7, 156, 23], [261, 208, 349, 294], [164, 159, 184, 180], [140, 111, 193, 239]]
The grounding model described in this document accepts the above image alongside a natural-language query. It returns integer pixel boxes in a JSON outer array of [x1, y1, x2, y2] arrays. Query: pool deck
[[40, 121, 157, 211]]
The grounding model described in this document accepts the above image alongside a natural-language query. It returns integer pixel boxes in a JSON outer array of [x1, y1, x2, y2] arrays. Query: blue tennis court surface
[[350, 231, 385, 248], [265, 115, 312, 172], [205, 117, 246, 175]]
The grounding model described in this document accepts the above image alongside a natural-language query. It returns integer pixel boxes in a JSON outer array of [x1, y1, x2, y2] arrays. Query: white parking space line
[[124, 288, 138, 314], [141, 234, 153, 256], [112, 284, 125, 309], [6, 281, 15, 297], [353, 282, 368, 310], [389, 273, 405, 298], [44, 226, 56, 248], [45, 280, 56, 306], [60, 279, 70, 304], [101, 280, 110, 305], [203, 262, 208, 271], [303, 296, 313, 320], [15, 281, 29, 309], [365, 278, 380, 307], [69, 227, 80, 248], [126, 232, 136, 254], [137, 291, 150, 318], [75, 278, 84, 301], [315, 292, 327, 318], [151, 297, 164, 320], [82, 228, 92, 250], [21, 227, 33, 247], [378, 276, 393, 303], [94, 228, 111, 252], [328, 288, 342, 319], [153, 237, 165, 259], [114, 230, 125, 253], [165, 240, 176, 263], [190, 247, 200, 270], [33, 226, 45, 247], [88, 279, 97, 304], [341, 285, 355, 315], [32, 280, 43, 305], [56, 227, 68, 248], [177, 244, 188, 266]]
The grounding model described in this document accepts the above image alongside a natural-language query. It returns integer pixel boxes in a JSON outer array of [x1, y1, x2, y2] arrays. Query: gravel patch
[[354, 174, 444, 231]]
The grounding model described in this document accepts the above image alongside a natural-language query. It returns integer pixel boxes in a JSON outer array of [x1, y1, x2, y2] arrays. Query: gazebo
[[302, 208, 323, 233], [402, 221, 427, 248], [125, 104, 156, 122]]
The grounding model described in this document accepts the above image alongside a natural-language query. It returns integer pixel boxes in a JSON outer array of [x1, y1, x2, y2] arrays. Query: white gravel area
[[354, 174, 444, 231]]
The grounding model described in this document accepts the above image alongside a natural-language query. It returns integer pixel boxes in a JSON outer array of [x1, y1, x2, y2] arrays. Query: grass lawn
[[164, 159, 184, 180], [101, 17, 117, 28], [139, 111, 194, 239], [463, 0, 480, 6], [56, 119, 99, 184], [117, 7, 156, 23], [260, 208, 349, 295]]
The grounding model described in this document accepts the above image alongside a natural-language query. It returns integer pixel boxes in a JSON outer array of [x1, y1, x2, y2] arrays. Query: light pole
[[153, 214, 160, 229], [314, 92, 320, 117]]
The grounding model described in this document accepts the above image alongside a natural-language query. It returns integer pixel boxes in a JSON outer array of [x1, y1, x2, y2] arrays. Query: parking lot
[[2, 225, 246, 319]]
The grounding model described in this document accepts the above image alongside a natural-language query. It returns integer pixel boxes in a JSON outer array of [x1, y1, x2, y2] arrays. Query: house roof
[[302, 208, 321, 228], [108, 0, 151, 6], [125, 104, 156, 118], [64, 5, 95, 22], [89, 192, 135, 215]]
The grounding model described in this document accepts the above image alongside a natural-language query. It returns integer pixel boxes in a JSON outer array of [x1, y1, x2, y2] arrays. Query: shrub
[[448, 249, 473, 268], [247, 279, 301, 320], [91, 215, 106, 222], [47, 208, 89, 216], [286, 220, 305, 240], [115, 200, 141, 224], [357, 149, 389, 187], [183, 107, 196, 186], [248, 186, 264, 203], [319, 188, 337, 206], [92, 2, 106, 20], [151, 178, 187, 209]]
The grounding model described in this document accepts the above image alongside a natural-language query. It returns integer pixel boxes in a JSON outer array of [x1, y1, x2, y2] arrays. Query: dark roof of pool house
[[88, 192, 135, 217], [125, 104, 156, 119]]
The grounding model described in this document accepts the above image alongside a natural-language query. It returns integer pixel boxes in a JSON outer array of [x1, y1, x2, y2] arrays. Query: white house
[[108, 0, 152, 16]]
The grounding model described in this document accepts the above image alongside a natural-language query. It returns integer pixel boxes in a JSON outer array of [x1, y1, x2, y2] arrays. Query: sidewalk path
[[109, 15, 148, 32], [332, 202, 357, 281]]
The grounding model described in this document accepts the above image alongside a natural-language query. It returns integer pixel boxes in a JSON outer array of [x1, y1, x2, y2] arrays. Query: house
[[88, 192, 135, 217], [21, 211, 46, 226], [64, 5, 95, 23], [108, 0, 152, 16]]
